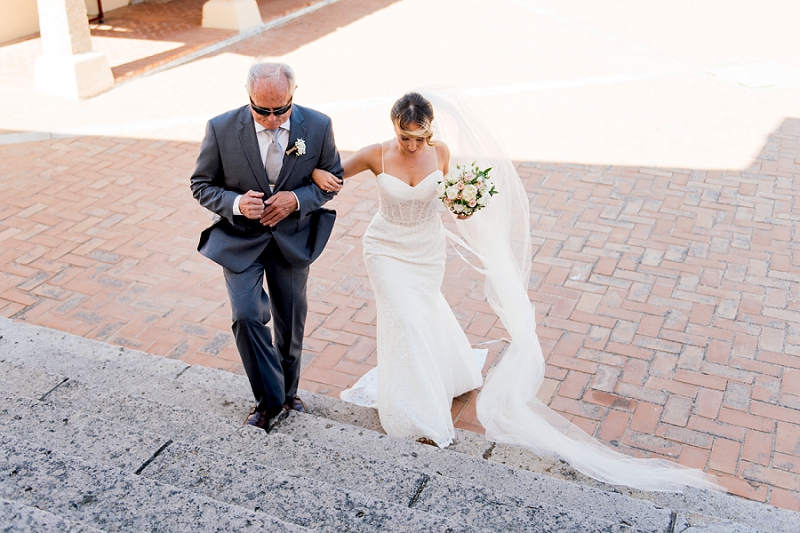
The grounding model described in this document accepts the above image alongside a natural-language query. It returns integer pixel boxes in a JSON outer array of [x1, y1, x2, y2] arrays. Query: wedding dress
[[340, 148, 485, 448], [342, 88, 722, 492]]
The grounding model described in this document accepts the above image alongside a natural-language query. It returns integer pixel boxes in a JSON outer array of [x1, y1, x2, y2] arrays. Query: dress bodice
[[376, 170, 442, 226]]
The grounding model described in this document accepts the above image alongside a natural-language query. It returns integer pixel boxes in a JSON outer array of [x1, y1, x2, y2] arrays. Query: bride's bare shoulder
[[346, 143, 384, 177], [434, 142, 450, 172]]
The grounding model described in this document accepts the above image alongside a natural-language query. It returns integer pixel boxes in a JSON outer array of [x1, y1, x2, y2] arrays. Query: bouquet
[[437, 161, 498, 217]]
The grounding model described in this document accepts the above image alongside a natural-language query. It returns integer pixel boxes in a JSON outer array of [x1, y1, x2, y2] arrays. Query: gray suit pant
[[223, 239, 308, 418]]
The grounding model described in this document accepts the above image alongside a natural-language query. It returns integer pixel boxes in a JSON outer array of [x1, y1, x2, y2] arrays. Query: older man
[[191, 61, 343, 428]]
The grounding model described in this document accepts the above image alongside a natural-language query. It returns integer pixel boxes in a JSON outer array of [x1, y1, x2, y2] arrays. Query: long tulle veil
[[421, 87, 723, 492]]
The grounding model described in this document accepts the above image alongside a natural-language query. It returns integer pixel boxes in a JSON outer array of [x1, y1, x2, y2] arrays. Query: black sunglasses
[[250, 98, 293, 117]]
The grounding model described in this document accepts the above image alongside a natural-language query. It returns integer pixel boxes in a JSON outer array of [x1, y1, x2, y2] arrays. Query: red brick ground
[[1, 118, 798, 508]]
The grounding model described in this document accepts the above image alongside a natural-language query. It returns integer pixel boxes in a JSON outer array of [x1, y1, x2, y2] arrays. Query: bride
[[314, 92, 484, 448], [313, 90, 722, 492]]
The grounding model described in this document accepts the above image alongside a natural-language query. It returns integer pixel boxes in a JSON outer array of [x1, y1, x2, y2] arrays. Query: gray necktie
[[264, 129, 283, 186]]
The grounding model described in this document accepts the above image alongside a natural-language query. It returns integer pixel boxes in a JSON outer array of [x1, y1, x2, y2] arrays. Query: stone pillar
[[202, 0, 262, 32], [34, 0, 115, 99]]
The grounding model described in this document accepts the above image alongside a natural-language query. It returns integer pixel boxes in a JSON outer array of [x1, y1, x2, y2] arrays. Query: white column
[[202, 0, 262, 31], [34, 0, 115, 99]]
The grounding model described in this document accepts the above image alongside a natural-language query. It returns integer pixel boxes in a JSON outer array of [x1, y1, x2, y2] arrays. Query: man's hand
[[260, 191, 298, 227], [239, 190, 265, 220]]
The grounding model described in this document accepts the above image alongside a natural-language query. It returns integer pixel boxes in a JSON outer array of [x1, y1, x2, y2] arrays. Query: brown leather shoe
[[283, 396, 306, 413], [244, 407, 271, 429]]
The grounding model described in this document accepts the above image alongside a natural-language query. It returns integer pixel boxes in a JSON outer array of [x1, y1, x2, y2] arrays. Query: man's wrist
[[291, 191, 300, 212]]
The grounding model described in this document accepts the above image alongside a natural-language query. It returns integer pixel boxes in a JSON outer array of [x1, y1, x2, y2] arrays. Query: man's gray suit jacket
[[190, 104, 343, 272]]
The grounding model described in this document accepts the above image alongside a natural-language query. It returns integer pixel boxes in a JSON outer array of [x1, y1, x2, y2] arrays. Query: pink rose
[[456, 182, 465, 190], [469, 200, 477, 207]]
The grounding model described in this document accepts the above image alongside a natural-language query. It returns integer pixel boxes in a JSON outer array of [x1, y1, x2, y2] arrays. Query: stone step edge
[[0, 496, 107, 533], [2, 317, 797, 531], [21, 377, 666, 532], [272, 404, 798, 533], [0, 392, 491, 533], [0, 432, 311, 533]]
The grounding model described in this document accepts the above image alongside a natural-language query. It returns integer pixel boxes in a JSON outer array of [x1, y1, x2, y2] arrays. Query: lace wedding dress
[[340, 155, 485, 447]]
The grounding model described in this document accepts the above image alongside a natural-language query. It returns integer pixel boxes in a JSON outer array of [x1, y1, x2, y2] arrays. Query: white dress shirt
[[233, 118, 299, 215]]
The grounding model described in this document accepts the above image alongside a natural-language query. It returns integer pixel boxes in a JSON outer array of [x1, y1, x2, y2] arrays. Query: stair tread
[[16, 375, 658, 531], [0, 392, 486, 533], [1, 317, 798, 533], [0, 497, 106, 533], [0, 433, 311, 533]]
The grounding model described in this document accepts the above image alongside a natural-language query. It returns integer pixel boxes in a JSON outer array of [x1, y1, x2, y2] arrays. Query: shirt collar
[[254, 117, 291, 135]]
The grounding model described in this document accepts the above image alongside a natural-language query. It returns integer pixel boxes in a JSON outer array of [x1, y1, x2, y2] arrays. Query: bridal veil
[[422, 87, 723, 492]]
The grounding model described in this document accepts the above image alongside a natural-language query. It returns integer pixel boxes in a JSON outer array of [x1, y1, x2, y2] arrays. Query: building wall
[[0, 0, 40, 43], [86, 0, 131, 17], [0, 0, 132, 45]]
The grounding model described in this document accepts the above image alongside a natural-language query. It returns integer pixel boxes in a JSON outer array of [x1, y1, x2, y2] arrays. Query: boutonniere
[[285, 138, 306, 157]]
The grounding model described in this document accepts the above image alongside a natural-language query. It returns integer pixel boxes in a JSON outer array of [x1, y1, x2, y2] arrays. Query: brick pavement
[[1, 118, 799, 509]]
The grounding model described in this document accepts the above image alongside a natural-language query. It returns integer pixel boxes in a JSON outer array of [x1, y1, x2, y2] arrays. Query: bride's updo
[[391, 92, 435, 145]]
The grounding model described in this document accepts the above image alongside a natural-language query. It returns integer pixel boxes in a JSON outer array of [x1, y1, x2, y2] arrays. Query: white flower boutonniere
[[286, 138, 306, 156]]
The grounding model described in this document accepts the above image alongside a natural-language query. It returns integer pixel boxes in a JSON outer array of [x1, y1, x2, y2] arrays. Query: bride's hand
[[456, 214, 472, 220], [312, 168, 343, 193]]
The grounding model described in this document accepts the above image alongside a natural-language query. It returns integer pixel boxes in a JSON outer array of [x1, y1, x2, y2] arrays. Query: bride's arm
[[312, 144, 382, 192], [437, 142, 451, 176]]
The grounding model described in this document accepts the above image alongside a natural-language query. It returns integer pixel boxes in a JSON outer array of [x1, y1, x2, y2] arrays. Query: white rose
[[436, 181, 446, 196], [477, 193, 490, 206], [461, 184, 478, 202], [453, 203, 465, 213], [446, 185, 460, 200], [483, 179, 494, 191]]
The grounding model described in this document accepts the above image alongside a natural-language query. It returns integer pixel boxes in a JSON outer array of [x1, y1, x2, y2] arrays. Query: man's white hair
[[246, 59, 296, 97]]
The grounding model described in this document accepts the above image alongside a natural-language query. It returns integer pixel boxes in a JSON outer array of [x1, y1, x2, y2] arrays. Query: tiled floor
[[1, 0, 799, 512], [2, 119, 799, 508]]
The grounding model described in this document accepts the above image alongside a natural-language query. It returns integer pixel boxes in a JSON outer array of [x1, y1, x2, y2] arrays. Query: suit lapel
[[275, 105, 306, 191], [237, 107, 271, 195]]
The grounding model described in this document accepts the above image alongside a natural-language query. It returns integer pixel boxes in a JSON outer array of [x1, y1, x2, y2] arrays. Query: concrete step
[[0, 393, 488, 533], [671, 511, 765, 533], [27, 372, 645, 532], [0, 432, 310, 533], [0, 332, 653, 529], [0, 350, 672, 533], [0, 393, 169, 474], [485, 443, 792, 533], [0, 358, 67, 401], [274, 410, 673, 532], [0, 497, 106, 533], [147, 441, 486, 533], [158, 349, 792, 532], [0, 330, 670, 531], [1, 317, 797, 532]]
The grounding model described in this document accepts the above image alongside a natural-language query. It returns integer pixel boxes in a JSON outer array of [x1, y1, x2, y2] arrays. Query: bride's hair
[[391, 92, 435, 145]]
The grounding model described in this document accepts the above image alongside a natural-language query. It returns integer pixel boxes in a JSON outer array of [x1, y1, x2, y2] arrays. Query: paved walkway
[[1, 0, 799, 512]]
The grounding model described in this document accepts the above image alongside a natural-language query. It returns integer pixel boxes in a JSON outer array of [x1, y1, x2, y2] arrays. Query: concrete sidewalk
[[1, 0, 799, 511]]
